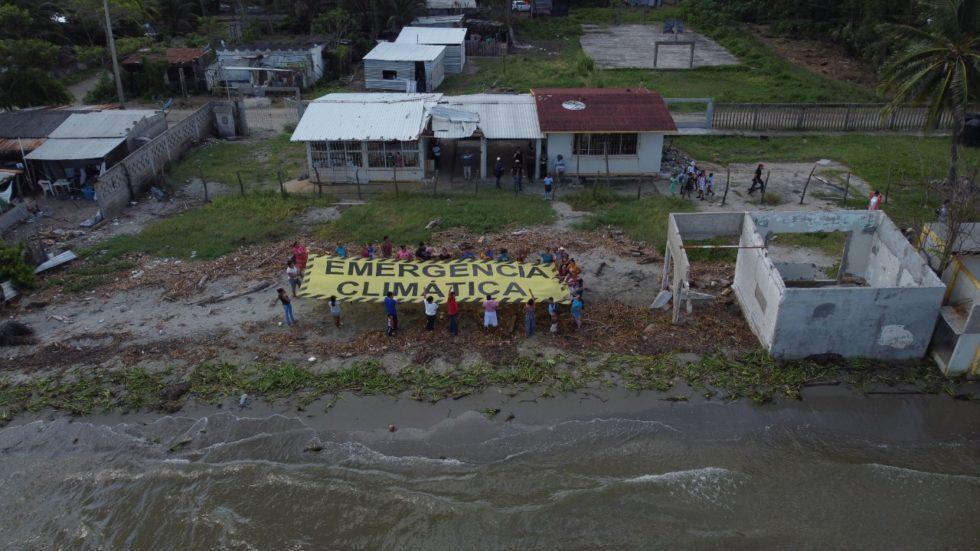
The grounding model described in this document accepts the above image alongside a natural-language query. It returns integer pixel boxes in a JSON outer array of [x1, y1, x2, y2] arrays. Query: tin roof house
[[209, 39, 326, 95], [363, 42, 447, 92], [396, 27, 467, 74], [531, 88, 677, 177]]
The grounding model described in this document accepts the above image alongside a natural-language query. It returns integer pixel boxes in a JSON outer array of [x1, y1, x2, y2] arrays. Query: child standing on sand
[[277, 288, 296, 326], [329, 296, 341, 328]]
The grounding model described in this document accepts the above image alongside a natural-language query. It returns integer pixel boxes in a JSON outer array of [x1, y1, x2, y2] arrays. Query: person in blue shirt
[[335, 242, 347, 258], [384, 292, 398, 333], [543, 173, 554, 200], [460, 247, 476, 260], [540, 248, 554, 265], [498, 248, 510, 262], [571, 295, 584, 330]]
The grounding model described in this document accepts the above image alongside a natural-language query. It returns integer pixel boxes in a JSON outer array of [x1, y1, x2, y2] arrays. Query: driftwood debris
[[190, 281, 272, 306]]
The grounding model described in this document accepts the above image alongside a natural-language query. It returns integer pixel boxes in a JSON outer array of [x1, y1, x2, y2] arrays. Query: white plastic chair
[[38, 180, 56, 197]]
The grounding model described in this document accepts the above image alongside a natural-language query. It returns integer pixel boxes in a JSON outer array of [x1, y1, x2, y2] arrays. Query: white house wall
[[545, 132, 664, 175]]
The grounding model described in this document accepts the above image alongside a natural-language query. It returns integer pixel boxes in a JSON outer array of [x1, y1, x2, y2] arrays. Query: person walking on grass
[[554, 154, 566, 186], [447, 291, 459, 336], [513, 164, 523, 194], [286, 259, 301, 297], [543, 173, 554, 200], [329, 296, 342, 328], [706, 173, 715, 197], [277, 288, 296, 326], [493, 157, 505, 189], [483, 294, 499, 330], [571, 294, 583, 330], [524, 296, 536, 336], [424, 295, 438, 331], [384, 292, 398, 333]]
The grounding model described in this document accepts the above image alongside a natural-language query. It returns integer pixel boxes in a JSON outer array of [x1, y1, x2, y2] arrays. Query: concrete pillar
[[480, 136, 487, 180], [534, 138, 542, 180]]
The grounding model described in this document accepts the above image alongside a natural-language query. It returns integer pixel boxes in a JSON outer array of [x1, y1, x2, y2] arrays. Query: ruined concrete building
[[665, 211, 945, 360]]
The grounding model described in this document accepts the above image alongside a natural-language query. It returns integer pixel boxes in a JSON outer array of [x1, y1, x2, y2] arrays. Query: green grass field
[[572, 194, 696, 247], [443, 7, 876, 103], [673, 135, 980, 225], [166, 133, 307, 191], [317, 190, 555, 245], [96, 193, 329, 260]]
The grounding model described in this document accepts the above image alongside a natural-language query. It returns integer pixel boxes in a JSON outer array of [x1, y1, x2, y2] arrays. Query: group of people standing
[[433, 140, 565, 199], [277, 237, 588, 338], [670, 159, 716, 200]]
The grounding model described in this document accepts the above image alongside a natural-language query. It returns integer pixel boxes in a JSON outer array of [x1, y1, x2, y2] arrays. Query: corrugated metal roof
[[364, 42, 446, 61], [411, 15, 466, 27], [48, 110, 159, 139], [291, 93, 443, 141], [442, 94, 543, 139], [0, 138, 45, 154], [123, 47, 208, 65], [426, 0, 477, 8], [531, 88, 677, 133], [24, 137, 126, 161], [396, 27, 467, 45], [0, 111, 74, 139]]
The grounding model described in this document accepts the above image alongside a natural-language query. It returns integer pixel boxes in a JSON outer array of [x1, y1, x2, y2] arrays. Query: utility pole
[[103, 0, 126, 107]]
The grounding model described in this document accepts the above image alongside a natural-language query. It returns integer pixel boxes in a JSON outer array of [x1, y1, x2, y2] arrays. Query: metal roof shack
[[123, 47, 209, 66], [291, 93, 443, 142], [531, 88, 677, 133], [426, 0, 477, 9], [48, 110, 161, 138], [411, 14, 466, 27], [397, 27, 467, 44], [364, 42, 446, 62], [438, 94, 543, 139]]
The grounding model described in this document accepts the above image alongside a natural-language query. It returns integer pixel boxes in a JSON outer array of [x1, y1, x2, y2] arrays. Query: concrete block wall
[[733, 215, 784, 349], [95, 103, 217, 217], [772, 286, 944, 360]]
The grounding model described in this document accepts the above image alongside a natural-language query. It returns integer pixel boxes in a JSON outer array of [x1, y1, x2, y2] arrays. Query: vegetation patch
[[443, 7, 877, 103], [96, 192, 330, 260], [317, 190, 555, 245], [573, 195, 696, 247], [167, 133, 307, 191], [0, 351, 956, 425], [672, 135, 980, 226]]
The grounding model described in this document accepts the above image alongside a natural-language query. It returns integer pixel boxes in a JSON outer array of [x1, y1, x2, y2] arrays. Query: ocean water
[[1, 393, 978, 550]]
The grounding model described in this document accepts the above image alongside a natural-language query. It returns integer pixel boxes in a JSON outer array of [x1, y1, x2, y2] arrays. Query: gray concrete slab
[[580, 24, 739, 70]]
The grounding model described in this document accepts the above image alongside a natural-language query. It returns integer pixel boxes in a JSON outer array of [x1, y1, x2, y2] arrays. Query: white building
[[531, 88, 677, 177], [291, 88, 676, 184], [396, 27, 467, 74], [293, 93, 440, 184], [363, 42, 447, 92]]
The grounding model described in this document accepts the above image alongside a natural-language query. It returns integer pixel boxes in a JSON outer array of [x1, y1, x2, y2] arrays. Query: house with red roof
[[531, 88, 676, 177]]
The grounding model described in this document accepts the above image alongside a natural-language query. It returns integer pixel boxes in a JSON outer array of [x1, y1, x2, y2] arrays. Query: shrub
[[0, 245, 35, 289]]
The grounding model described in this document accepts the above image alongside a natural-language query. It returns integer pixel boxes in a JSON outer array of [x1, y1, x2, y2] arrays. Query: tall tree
[[0, 5, 72, 108], [880, 0, 980, 270]]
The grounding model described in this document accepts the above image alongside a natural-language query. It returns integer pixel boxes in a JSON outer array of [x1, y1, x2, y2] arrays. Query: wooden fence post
[[236, 171, 245, 196], [799, 163, 816, 205], [278, 171, 286, 198], [841, 172, 851, 207], [721, 164, 730, 206]]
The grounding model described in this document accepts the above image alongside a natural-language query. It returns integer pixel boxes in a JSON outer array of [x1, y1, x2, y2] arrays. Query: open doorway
[[414, 61, 427, 92]]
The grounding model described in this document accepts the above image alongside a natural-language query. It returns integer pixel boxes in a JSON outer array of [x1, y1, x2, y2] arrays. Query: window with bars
[[366, 141, 420, 168], [572, 133, 638, 156], [311, 141, 362, 168]]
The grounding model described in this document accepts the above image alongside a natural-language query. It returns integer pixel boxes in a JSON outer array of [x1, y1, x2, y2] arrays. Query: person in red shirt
[[290, 241, 309, 273], [447, 291, 459, 336]]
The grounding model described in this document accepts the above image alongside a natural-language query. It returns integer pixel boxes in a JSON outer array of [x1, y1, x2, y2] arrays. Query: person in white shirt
[[286, 260, 300, 297], [868, 190, 883, 210], [424, 296, 438, 331]]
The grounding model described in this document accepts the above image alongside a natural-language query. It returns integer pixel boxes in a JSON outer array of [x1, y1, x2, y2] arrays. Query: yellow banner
[[299, 255, 570, 304]]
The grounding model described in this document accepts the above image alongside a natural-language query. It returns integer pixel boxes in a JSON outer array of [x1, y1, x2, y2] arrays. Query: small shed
[[24, 110, 166, 183], [425, 0, 477, 15], [396, 27, 467, 74], [363, 42, 447, 92], [122, 47, 213, 96], [211, 39, 326, 93], [411, 14, 466, 28]]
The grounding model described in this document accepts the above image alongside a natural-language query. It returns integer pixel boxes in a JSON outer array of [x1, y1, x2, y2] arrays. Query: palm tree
[[880, 0, 979, 188], [880, 0, 979, 271], [384, 0, 424, 35]]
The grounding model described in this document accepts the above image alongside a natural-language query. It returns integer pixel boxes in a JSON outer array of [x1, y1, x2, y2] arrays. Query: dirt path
[[68, 73, 104, 105]]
